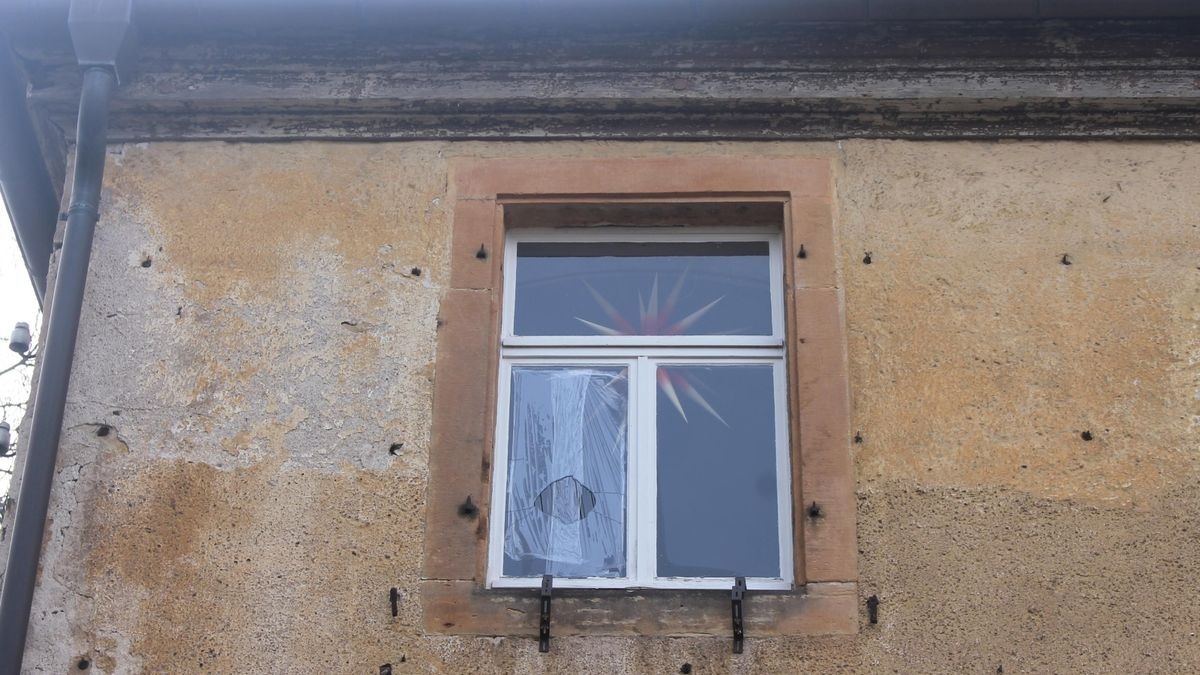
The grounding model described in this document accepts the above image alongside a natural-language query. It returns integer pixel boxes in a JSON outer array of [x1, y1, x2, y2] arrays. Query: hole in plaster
[[388, 442, 403, 456], [140, 258, 152, 268], [410, 267, 421, 276], [853, 432, 863, 444], [96, 425, 110, 437], [1081, 430, 1094, 441], [862, 252, 872, 265], [76, 658, 91, 670], [458, 496, 479, 519], [680, 664, 693, 674]]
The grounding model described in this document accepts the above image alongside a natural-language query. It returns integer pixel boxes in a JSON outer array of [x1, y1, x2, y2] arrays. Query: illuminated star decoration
[[575, 273, 729, 426]]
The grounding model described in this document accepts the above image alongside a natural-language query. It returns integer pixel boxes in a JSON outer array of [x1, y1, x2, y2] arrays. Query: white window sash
[[487, 228, 794, 592], [501, 227, 785, 348]]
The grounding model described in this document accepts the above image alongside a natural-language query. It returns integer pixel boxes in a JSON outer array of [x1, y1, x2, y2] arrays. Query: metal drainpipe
[[0, 62, 117, 675]]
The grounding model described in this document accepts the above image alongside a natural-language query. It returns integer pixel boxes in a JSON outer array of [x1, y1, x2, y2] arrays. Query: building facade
[[0, 2, 1198, 672]]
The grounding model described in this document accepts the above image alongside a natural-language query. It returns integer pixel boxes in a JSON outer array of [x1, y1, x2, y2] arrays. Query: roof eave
[[0, 36, 58, 304]]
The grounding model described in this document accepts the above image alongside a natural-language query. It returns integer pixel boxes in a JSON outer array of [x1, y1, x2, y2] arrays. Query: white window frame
[[487, 227, 793, 591], [501, 228, 786, 348]]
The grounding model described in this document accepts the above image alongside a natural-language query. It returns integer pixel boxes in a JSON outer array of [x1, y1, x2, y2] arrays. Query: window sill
[[422, 580, 857, 637], [488, 577, 795, 592]]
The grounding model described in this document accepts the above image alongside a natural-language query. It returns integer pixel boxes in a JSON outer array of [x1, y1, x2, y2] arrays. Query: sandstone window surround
[[422, 157, 856, 638]]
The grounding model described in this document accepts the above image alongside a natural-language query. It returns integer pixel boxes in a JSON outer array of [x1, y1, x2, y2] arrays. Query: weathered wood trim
[[26, 70, 1200, 108], [77, 109, 1200, 141], [11, 19, 1200, 140]]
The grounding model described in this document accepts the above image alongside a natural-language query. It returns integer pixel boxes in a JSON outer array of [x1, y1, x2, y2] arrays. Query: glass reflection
[[515, 241, 772, 337], [656, 364, 780, 578]]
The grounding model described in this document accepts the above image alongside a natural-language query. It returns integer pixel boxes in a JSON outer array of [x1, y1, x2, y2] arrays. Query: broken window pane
[[503, 366, 628, 578], [656, 364, 781, 578], [514, 241, 773, 337]]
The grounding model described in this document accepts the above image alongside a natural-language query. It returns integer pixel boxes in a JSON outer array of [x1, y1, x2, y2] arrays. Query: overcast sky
[[0, 206, 41, 496]]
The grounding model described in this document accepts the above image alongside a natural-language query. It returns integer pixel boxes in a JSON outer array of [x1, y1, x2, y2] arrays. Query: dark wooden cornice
[[6, 19, 1198, 141]]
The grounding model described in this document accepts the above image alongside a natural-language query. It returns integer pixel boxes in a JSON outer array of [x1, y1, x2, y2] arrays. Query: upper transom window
[[489, 220, 792, 591], [502, 229, 784, 348]]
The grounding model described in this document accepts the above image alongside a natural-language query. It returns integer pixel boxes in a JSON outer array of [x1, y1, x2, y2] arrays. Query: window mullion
[[635, 355, 657, 586], [624, 356, 639, 585]]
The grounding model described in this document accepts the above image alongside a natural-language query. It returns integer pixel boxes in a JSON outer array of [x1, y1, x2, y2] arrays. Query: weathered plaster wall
[[11, 140, 1199, 673]]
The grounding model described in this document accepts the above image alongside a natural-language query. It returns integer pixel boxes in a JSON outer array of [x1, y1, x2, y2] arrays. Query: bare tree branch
[[0, 353, 35, 378]]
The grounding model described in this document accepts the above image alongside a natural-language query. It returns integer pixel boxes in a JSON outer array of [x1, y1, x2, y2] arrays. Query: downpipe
[[0, 65, 116, 675]]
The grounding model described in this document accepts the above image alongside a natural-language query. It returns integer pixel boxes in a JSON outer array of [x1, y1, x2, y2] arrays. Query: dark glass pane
[[514, 241, 772, 337], [656, 365, 781, 578], [503, 366, 628, 578]]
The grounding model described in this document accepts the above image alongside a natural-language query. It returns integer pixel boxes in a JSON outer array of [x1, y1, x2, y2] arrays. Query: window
[[489, 230, 793, 589], [423, 157, 856, 638]]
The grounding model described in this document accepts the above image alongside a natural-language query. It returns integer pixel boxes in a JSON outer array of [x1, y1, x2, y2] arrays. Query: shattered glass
[[503, 366, 628, 578]]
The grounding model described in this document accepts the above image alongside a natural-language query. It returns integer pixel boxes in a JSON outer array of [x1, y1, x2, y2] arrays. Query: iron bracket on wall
[[732, 576, 746, 654], [539, 574, 553, 653]]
